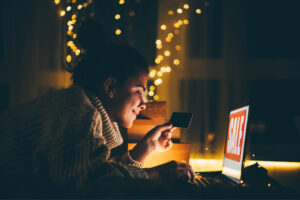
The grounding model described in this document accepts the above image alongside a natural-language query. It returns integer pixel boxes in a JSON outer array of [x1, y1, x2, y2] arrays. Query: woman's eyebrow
[[136, 85, 146, 92]]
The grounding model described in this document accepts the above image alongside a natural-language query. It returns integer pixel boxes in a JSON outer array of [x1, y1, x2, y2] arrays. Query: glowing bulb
[[72, 14, 77, 20], [148, 91, 154, 97], [196, 9, 202, 14], [157, 44, 162, 49], [54, 0, 60, 5], [156, 39, 162, 45], [165, 37, 171, 43], [267, 183, 271, 187], [184, 19, 189, 25], [168, 10, 174, 15], [60, 10, 66, 16], [175, 45, 181, 51], [157, 71, 163, 77], [155, 58, 161, 64], [119, 0, 125, 5], [166, 66, 171, 72], [67, 21, 72, 26], [149, 69, 156, 78], [160, 67, 166, 72], [115, 14, 121, 20], [67, 30, 72, 35], [75, 49, 80, 56], [240, 180, 244, 184], [66, 6, 71, 11], [164, 50, 170, 57], [115, 29, 122, 35], [168, 33, 174, 38], [83, 3, 88, 7], [67, 41, 73, 46], [174, 59, 180, 65], [158, 55, 164, 61], [153, 95, 159, 101], [154, 78, 162, 85], [68, 25, 73, 31], [72, 19, 76, 24], [149, 85, 155, 91], [161, 24, 167, 30], [66, 55, 72, 63], [177, 8, 183, 14], [78, 4, 83, 10], [72, 0, 77, 3], [178, 20, 183, 25], [183, 4, 189, 9], [174, 23, 180, 28], [73, 34, 77, 39]]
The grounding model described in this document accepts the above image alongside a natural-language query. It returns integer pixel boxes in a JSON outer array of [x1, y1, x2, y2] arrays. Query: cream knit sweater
[[0, 85, 148, 190]]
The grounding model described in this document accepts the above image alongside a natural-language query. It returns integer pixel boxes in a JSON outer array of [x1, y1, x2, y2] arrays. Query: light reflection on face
[[109, 71, 148, 128]]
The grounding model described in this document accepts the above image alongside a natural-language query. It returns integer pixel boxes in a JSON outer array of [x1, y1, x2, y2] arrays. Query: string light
[[183, 4, 189, 9], [177, 8, 183, 14], [148, 91, 154, 96], [156, 39, 162, 45], [60, 10, 66, 16], [66, 55, 72, 63], [174, 59, 180, 65], [168, 10, 174, 15], [54, 0, 60, 5], [153, 95, 159, 101], [78, 4, 83, 10], [115, 29, 122, 35], [175, 45, 181, 51], [164, 50, 170, 57], [119, 0, 125, 5], [149, 69, 156, 78], [149, 85, 155, 91], [157, 71, 163, 77], [183, 19, 189, 25], [66, 6, 71, 11], [196, 9, 202, 14], [161, 24, 167, 30], [115, 14, 121, 20]]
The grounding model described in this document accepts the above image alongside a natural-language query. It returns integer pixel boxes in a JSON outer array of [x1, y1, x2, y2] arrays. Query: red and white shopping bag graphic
[[225, 108, 248, 162]]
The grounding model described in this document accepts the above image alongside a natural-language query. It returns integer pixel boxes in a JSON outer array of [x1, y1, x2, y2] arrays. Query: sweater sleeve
[[44, 111, 148, 188]]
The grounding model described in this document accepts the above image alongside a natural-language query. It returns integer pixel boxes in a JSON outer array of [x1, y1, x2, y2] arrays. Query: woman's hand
[[129, 123, 175, 163], [144, 161, 196, 181]]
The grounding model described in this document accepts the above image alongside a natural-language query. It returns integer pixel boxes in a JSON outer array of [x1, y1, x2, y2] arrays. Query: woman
[[0, 20, 195, 196]]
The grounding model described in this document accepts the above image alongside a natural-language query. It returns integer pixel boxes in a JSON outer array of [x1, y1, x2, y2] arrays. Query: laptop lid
[[221, 105, 250, 184]]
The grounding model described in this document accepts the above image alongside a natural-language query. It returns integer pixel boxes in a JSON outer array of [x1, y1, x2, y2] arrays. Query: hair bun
[[78, 19, 108, 53]]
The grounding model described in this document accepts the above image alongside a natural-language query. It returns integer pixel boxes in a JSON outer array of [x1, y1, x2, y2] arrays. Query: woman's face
[[109, 71, 148, 128]]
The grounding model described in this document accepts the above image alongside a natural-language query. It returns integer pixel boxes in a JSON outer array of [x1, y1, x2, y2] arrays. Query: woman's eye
[[136, 90, 143, 96]]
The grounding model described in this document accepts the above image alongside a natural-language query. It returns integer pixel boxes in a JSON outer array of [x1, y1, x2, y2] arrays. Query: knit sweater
[[0, 85, 148, 191]]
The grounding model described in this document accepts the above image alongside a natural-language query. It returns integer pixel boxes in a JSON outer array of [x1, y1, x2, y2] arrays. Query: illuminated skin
[[102, 70, 195, 180]]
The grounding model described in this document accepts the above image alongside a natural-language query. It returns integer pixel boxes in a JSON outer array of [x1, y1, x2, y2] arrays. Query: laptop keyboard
[[189, 173, 239, 189]]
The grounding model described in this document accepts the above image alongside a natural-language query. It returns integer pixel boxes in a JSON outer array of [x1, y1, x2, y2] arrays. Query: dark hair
[[72, 20, 148, 92]]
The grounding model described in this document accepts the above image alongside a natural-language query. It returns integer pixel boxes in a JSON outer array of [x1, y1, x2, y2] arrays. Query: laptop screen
[[222, 105, 249, 183]]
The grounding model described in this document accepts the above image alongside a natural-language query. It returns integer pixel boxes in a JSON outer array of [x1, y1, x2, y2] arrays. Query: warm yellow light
[[173, 59, 180, 65], [115, 14, 121, 20], [154, 78, 162, 86], [72, 14, 77, 20], [161, 24, 167, 30], [160, 67, 166, 72], [245, 161, 300, 168], [153, 95, 159, 101], [72, 0, 77, 3], [156, 39, 162, 45], [148, 91, 154, 97], [178, 20, 183, 25], [158, 55, 164, 61], [83, 2, 88, 7], [88, 0, 93, 3], [66, 55, 72, 63], [67, 21, 72, 26], [75, 49, 80, 56], [166, 66, 171, 72], [175, 45, 181, 51], [60, 10, 66, 16], [115, 29, 122, 35], [72, 19, 76, 24], [67, 30, 72, 35], [183, 4, 189, 9], [68, 25, 74, 31], [168, 33, 173, 38], [119, 0, 125, 5], [157, 44, 162, 49], [66, 6, 71, 11], [174, 23, 180, 28], [149, 85, 155, 91], [149, 69, 156, 78], [177, 8, 183, 14], [165, 37, 171, 43], [183, 19, 189, 25], [78, 4, 83, 10], [54, 0, 60, 5], [72, 34, 77, 39], [190, 159, 223, 172], [164, 50, 170, 57], [157, 71, 163, 77], [155, 58, 161, 64], [175, 30, 180, 35], [67, 41, 73, 46], [196, 9, 202, 14], [168, 10, 174, 15]]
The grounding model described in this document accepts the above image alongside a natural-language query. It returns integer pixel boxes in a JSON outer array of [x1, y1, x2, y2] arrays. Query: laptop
[[192, 105, 250, 188]]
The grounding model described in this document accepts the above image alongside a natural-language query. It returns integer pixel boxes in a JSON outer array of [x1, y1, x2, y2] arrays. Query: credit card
[[169, 112, 193, 128]]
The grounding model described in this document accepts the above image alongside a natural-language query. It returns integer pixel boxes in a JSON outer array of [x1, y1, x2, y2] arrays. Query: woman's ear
[[103, 77, 118, 98]]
